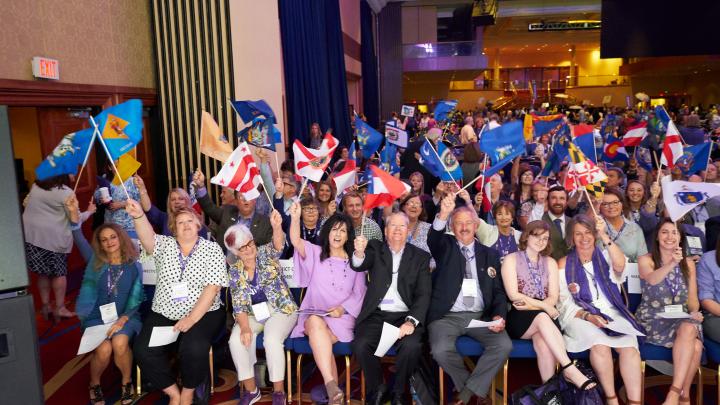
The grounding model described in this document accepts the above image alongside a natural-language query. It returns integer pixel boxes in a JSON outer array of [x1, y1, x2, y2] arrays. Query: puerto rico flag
[[661, 118, 683, 168], [602, 134, 629, 162], [333, 159, 357, 194], [210, 142, 262, 200], [363, 165, 411, 210], [293, 133, 338, 182], [622, 123, 648, 147]]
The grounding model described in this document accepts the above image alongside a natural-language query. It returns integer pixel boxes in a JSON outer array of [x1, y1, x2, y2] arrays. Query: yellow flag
[[523, 114, 534, 142], [200, 111, 233, 162], [112, 153, 142, 185]]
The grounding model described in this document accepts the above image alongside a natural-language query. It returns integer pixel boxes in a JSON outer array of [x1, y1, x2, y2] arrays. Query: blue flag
[[348, 141, 360, 165], [379, 143, 400, 175], [419, 139, 461, 181], [677, 142, 712, 175], [92, 99, 143, 160], [532, 115, 565, 139], [572, 124, 597, 163], [433, 100, 457, 122], [635, 146, 654, 171], [355, 117, 383, 158], [230, 99, 277, 124], [237, 117, 282, 151], [541, 136, 570, 177], [479, 121, 525, 177], [600, 114, 619, 139], [35, 128, 95, 181]]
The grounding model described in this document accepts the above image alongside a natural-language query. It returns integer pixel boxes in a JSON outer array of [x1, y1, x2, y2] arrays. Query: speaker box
[[0, 105, 29, 292], [0, 294, 44, 404]]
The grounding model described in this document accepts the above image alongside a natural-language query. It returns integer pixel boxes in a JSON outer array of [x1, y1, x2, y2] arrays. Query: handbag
[[409, 353, 439, 405], [511, 360, 603, 405]]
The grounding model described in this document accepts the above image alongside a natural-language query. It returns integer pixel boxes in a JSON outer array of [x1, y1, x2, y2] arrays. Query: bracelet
[[132, 213, 145, 220]]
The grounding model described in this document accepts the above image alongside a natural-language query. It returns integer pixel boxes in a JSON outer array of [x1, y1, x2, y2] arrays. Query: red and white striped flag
[[210, 142, 262, 200], [333, 159, 357, 194], [621, 123, 648, 147], [293, 133, 338, 182], [661, 119, 683, 168]]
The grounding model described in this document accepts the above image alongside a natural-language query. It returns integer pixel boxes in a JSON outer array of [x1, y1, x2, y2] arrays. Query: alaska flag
[[479, 121, 525, 177], [380, 143, 400, 175], [237, 117, 282, 151], [35, 128, 94, 181], [572, 124, 597, 163], [355, 116, 383, 158], [433, 100, 458, 122], [230, 99, 277, 124], [92, 99, 143, 160], [676, 142, 712, 175]]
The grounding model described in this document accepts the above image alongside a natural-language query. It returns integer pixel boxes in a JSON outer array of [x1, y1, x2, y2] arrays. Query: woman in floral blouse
[[225, 210, 298, 405]]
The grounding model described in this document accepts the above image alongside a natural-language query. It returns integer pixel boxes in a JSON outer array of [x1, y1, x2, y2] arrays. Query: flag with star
[[210, 141, 262, 200]]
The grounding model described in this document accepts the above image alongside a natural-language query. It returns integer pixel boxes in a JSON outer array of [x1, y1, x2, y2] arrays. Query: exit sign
[[32, 57, 60, 80]]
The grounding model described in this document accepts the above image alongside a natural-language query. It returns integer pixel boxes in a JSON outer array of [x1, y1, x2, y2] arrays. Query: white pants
[[229, 311, 298, 382]]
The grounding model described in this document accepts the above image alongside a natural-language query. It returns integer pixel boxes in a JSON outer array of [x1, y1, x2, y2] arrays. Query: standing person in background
[[95, 166, 141, 238], [309, 122, 323, 148], [23, 174, 76, 321]]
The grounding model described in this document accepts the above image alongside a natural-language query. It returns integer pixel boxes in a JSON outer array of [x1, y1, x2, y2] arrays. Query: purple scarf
[[565, 248, 645, 340]]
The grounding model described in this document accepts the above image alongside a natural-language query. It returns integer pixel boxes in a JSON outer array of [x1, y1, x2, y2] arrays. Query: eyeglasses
[[301, 206, 318, 212], [404, 201, 422, 208], [600, 200, 622, 208], [529, 234, 550, 243], [238, 240, 256, 253]]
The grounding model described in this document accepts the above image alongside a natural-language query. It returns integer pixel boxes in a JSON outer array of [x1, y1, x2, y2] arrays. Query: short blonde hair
[[168, 208, 202, 236]]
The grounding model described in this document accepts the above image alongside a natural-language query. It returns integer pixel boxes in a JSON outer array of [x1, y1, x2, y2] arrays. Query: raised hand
[[192, 169, 205, 188], [438, 194, 456, 220], [354, 235, 368, 257], [270, 209, 283, 229], [125, 198, 144, 219], [289, 201, 301, 220]]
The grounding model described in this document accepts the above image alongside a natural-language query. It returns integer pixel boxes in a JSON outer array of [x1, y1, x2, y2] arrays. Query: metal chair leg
[[136, 365, 142, 395], [287, 350, 292, 404], [439, 367, 444, 404], [296, 354, 304, 405], [209, 347, 214, 395], [502, 360, 509, 405], [640, 360, 646, 405], [697, 365, 703, 405], [361, 371, 366, 404], [345, 355, 351, 405]]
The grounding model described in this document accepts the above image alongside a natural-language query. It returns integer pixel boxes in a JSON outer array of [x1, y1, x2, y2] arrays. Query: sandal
[[605, 395, 619, 404], [680, 397, 691, 403], [89, 384, 104, 405], [120, 382, 134, 404], [559, 361, 597, 390]]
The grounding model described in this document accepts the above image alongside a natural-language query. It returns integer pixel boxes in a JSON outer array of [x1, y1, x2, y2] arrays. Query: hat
[[112, 154, 142, 185]]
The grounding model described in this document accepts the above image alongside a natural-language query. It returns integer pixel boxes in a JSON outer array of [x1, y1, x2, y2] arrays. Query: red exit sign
[[32, 57, 60, 80]]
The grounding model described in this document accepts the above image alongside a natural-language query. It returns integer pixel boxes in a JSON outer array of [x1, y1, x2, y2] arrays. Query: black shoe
[[369, 385, 388, 405], [390, 391, 409, 405]]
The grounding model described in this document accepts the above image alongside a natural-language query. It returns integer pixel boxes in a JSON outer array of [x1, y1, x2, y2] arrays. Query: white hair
[[223, 223, 254, 256]]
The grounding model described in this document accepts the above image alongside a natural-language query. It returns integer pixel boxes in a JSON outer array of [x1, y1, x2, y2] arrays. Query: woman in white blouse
[[557, 215, 644, 405], [127, 199, 228, 405]]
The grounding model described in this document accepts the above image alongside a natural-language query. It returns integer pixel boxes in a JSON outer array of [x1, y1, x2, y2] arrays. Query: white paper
[[141, 257, 157, 285], [625, 262, 641, 294], [77, 324, 112, 355], [374, 322, 400, 357], [605, 320, 645, 336], [297, 308, 331, 316], [656, 312, 691, 319], [252, 302, 271, 321], [148, 326, 180, 347], [467, 319, 502, 328], [280, 259, 297, 288], [462, 279, 478, 297]]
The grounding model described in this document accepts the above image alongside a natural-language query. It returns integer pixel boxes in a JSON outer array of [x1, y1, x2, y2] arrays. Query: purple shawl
[[565, 247, 645, 340]]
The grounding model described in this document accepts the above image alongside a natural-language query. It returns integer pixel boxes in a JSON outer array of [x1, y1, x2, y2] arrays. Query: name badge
[[252, 302, 271, 321], [171, 282, 189, 302], [664, 304, 683, 313], [99, 302, 118, 324], [462, 278, 478, 298]]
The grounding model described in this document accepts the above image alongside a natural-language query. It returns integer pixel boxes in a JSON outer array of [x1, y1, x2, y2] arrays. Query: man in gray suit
[[542, 185, 571, 260]]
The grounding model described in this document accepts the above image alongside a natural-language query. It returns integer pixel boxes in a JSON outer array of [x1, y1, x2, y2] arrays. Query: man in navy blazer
[[427, 194, 512, 405]]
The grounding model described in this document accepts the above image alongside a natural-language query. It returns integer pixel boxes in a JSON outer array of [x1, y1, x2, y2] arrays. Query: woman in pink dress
[[288, 202, 367, 405]]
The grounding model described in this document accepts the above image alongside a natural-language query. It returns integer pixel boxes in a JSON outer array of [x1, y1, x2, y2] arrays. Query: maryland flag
[[566, 142, 607, 198]]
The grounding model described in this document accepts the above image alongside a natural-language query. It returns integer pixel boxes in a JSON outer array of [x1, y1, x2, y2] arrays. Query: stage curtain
[[361, 0, 380, 129], [278, 0, 352, 147]]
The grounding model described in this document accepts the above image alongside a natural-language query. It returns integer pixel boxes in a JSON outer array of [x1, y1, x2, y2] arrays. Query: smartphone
[[684, 235, 703, 257]]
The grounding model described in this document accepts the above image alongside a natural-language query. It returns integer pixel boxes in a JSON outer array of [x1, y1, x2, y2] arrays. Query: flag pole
[[653, 151, 663, 184], [583, 187, 599, 218], [457, 154, 487, 193], [274, 151, 281, 176], [297, 177, 309, 200], [91, 116, 130, 199], [73, 129, 98, 193], [703, 142, 714, 181]]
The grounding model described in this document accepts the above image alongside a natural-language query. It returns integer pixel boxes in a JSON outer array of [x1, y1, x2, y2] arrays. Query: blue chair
[[438, 336, 499, 405], [291, 337, 355, 405], [254, 332, 295, 402], [704, 338, 720, 403]]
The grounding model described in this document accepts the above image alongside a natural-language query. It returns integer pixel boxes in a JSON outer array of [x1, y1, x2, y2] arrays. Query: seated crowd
[[22, 104, 720, 405]]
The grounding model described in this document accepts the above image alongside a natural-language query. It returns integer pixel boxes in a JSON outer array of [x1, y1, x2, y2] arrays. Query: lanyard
[[664, 265, 682, 299], [106, 264, 124, 298], [177, 239, 200, 281], [582, 265, 600, 301], [496, 233, 516, 257], [523, 251, 546, 300], [605, 218, 627, 243]]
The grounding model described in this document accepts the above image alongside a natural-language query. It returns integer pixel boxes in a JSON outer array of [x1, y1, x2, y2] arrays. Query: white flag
[[661, 175, 720, 222], [210, 142, 262, 200]]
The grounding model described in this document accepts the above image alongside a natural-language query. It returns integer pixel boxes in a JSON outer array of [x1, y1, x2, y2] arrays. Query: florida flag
[[622, 123, 648, 147], [293, 133, 339, 182], [661, 118, 683, 168], [210, 142, 262, 200], [333, 159, 357, 194], [363, 165, 411, 210]]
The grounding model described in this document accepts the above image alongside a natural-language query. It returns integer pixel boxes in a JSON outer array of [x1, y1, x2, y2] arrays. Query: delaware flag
[[230, 99, 277, 124], [419, 139, 461, 181], [379, 143, 400, 175], [35, 127, 95, 181], [676, 142, 712, 175], [363, 165, 411, 210], [602, 134, 629, 163], [92, 99, 143, 160], [433, 100, 458, 122], [237, 117, 282, 151], [355, 116, 383, 158], [479, 121, 525, 177]]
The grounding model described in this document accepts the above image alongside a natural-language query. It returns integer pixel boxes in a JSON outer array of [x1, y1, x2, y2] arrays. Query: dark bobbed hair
[[492, 200, 516, 220], [36, 174, 71, 190], [518, 220, 553, 256], [650, 218, 689, 282], [399, 192, 428, 222], [318, 213, 355, 261]]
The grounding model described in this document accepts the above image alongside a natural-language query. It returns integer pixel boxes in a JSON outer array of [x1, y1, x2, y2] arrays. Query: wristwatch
[[405, 316, 419, 328]]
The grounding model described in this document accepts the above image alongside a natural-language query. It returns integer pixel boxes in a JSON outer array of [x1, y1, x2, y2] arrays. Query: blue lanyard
[[664, 265, 682, 299], [177, 239, 200, 281]]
